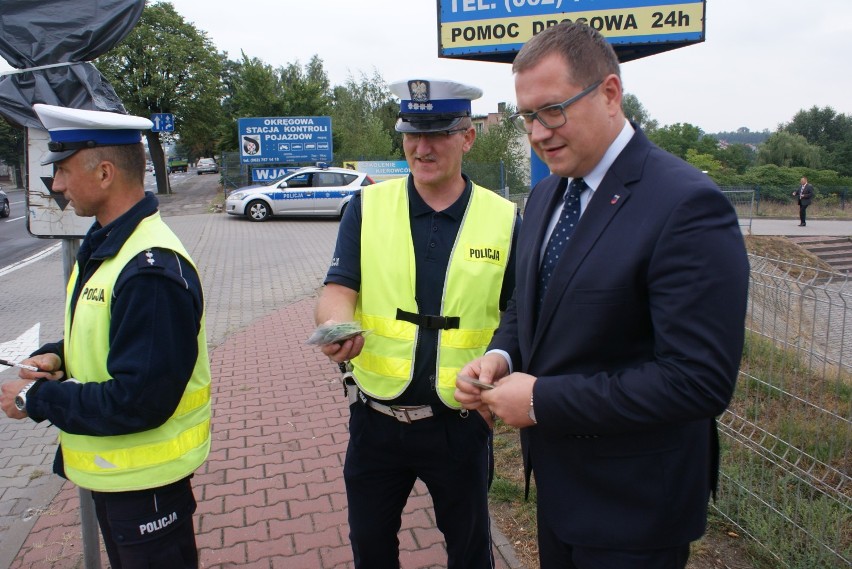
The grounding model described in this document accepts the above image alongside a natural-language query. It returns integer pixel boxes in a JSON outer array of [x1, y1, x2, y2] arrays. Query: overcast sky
[[3, 0, 850, 134]]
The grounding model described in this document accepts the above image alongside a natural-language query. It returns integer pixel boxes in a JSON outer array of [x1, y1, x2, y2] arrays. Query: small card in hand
[[458, 375, 495, 390]]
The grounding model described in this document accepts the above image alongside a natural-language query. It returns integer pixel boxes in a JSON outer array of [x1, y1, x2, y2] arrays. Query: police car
[[225, 166, 374, 222]]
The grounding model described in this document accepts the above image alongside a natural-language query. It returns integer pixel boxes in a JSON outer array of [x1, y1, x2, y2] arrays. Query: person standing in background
[[793, 175, 815, 226]]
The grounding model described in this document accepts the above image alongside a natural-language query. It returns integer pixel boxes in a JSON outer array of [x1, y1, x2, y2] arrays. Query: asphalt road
[[0, 169, 207, 270]]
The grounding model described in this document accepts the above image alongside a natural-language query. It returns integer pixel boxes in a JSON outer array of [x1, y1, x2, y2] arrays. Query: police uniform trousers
[[91, 476, 199, 569], [344, 398, 494, 569]]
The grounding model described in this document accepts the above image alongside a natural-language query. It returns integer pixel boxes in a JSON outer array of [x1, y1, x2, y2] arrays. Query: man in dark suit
[[455, 23, 750, 569], [793, 176, 815, 226]]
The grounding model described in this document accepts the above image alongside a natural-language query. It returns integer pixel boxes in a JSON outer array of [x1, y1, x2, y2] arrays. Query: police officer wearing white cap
[[314, 80, 521, 568], [0, 104, 211, 569]]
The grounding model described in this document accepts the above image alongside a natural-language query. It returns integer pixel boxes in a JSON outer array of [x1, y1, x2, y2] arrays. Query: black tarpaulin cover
[[0, 0, 144, 128]]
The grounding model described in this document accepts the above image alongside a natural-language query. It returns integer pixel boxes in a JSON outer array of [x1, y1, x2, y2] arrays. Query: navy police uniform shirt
[[325, 174, 520, 407]]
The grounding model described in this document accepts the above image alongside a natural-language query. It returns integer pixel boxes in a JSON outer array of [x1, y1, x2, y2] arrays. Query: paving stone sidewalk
[[8, 297, 521, 569]]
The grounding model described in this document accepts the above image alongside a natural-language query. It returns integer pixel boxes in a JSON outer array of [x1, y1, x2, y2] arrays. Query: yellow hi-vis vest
[[60, 213, 211, 492], [353, 177, 516, 408]]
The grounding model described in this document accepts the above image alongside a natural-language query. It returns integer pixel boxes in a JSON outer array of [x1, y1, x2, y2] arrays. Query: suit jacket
[[490, 127, 750, 549], [798, 183, 814, 206]]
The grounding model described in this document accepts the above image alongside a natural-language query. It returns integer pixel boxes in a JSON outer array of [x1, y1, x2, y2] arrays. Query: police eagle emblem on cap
[[408, 80, 430, 103]]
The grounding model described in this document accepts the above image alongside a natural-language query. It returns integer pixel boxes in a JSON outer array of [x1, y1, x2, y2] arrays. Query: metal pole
[[61, 239, 102, 569], [78, 489, 102, 569], [61, 239, 79, 280]]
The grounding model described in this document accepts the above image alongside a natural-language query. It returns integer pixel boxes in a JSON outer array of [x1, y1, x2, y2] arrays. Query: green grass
[[717, 329, 852, 568]]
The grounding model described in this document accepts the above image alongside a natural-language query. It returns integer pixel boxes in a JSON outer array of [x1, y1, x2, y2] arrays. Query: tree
[[96, 1, 224, 193], [465, 108, 528, 194], [279, 55, 332, 117], [219, 54, 334, 163], [711, 127, 770, 145], [227, 54, 287, 117], [781, 106, 852, 176], [331, 71, 398, 161], [622, 93, 657, 132], [648, 123, 717, 160], [0, 120, 25, 188], [757, 131, 822, 169], [685, 149, 724, 180], [221, 51, 290, 152], [783, 106, 849, 147], [714, 143, 756, 175]]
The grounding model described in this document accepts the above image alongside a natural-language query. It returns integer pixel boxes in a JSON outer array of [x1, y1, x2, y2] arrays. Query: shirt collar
[[407, 173, 472, 220], [573, 119, 635, 196], [83, 192, 160, 261]]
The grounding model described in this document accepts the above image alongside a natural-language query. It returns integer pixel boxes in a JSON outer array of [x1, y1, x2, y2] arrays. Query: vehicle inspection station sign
[[438, 0, 705, 62], [238, 116, 332, 164]]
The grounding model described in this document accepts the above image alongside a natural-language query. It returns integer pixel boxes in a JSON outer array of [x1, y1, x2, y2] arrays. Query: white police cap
[[389, 79, 482, 133], [33, 104, 154, 165]]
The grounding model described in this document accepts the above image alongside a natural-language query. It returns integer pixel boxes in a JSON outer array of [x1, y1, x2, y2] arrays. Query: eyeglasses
[[508, 80, 603, 135], [404, 128, 468, 142]]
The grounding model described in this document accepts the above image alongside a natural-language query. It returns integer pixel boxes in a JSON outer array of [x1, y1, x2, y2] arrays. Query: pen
[[0, 358, 41, 372]]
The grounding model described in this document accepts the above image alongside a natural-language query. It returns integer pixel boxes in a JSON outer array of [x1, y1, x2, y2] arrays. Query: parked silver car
[[196, 158, 219, 175], [225, 166, 374, 221]]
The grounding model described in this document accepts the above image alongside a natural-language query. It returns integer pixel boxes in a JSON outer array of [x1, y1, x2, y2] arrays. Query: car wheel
[[0, 199, 8, 218], [246, 200, 270, 221], [339, 202, 348, 220], [197, 171, 202, 175]]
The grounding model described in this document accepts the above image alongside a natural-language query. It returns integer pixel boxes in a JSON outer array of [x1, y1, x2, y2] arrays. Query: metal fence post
[[79, 489, 102, 569], [754, 185, 760, 216]]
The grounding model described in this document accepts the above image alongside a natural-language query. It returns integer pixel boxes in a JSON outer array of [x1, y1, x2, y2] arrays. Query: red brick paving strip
[[9, 298, 516, 568]]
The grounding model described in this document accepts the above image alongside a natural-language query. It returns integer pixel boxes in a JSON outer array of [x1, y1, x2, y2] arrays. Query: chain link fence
[[506, 189, 754, 226], [722, 188, 756, 233], [716, 255, 851, 568]]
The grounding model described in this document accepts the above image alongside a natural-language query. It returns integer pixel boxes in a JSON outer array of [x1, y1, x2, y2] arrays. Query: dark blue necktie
[[536, 177, 586, 313]]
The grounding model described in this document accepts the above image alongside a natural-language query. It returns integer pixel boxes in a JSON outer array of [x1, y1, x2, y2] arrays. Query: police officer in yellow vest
[[315, 79, 520, 569], [0, 104, 211, 569]]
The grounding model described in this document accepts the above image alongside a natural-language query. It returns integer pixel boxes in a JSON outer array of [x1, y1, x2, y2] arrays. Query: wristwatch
[[528, 390, 537, 424], [14, 381, 37, 412]]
